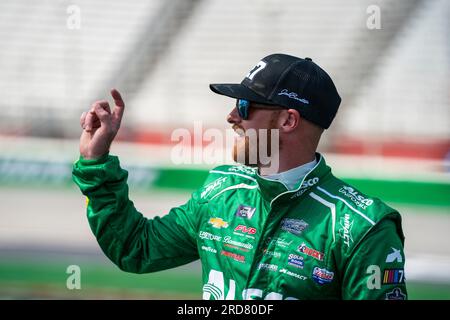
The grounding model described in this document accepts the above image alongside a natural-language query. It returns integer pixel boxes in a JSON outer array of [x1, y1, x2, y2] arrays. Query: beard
[[232, 116, 280, 167], [232, 133, 252, 165]]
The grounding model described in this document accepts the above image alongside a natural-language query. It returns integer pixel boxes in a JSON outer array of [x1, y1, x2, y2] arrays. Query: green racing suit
[[72, 152, 407, 300]]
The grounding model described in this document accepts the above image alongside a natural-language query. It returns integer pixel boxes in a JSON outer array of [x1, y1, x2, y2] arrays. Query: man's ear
[[280, 109, 300, 133]]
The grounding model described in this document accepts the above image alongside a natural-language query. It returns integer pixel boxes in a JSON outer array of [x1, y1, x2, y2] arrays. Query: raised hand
[[79, 88, 125, 160]]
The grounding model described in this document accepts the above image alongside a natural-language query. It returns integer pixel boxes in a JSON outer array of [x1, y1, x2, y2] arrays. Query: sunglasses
[[236, 99, 283, 120]]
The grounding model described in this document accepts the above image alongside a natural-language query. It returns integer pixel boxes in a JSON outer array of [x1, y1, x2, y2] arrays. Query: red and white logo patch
[[233, 225, 257, 239], [234, 225, 257, 234]]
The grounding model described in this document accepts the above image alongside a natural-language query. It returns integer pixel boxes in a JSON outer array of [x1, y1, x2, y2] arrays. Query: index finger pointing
[[110, 88, 125, 121]]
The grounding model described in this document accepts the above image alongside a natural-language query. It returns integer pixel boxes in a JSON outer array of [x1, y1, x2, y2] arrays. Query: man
[[72, 53, 407, 300]]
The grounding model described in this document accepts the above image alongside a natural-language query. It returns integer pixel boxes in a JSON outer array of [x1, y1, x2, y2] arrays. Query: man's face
[[227, 101, 281, 167]]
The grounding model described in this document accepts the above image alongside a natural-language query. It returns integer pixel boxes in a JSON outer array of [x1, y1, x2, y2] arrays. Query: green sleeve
[[72, 154, 200, 274], [342, 216, 407, 300]]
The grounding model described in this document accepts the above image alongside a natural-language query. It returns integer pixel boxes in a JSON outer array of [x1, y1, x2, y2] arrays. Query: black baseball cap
[[210, 53, 341, 129]]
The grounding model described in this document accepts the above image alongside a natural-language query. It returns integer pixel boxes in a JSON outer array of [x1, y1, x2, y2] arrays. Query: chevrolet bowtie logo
[[208, 217, 229, 229]]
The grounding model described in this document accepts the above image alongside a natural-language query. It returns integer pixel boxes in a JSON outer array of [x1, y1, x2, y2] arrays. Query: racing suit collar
[[255, 153, 331, 206]]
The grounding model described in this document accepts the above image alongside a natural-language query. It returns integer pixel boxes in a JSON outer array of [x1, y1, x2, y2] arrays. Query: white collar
[[263, 158, 318, 190]]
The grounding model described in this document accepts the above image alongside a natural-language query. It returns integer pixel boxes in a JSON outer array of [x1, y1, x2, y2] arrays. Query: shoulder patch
[[310, 181, 399, 254], [200, 176, 228, 199], [337, 185, 374, 210], [338, 213, 354, 247], [198, 165, 258, 201], [316, 186, 376, 226], [227, 165, 257, 175], [209, 165, 258, 183]]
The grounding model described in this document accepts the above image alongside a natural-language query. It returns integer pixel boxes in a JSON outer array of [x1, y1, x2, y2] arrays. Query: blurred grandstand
[[0, 0, 449, 299]]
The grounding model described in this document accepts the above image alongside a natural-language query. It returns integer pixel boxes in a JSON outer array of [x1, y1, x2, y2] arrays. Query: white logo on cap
[[246, 61, 267, 80], [278, 89, 309, 104]]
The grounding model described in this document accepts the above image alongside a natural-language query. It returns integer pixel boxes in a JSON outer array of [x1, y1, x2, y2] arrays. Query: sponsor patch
[[386, 247, 403, 263], [201, 246, 217, 254], [338, 214, 353, 247], [208, 217, 229, 229], [287, 254, 304, 269], [280, 218, 308, 236], [220, 250, 245, 263], [385, 288, 406, 300], [201, 177, 227, 198], [297, 243, 324, 261], [338, 186, 373, 209], [383, 269, 405, 285], [235, 205, 256, 219], [257, 263, 278, 272], [223, 236, 253, 251], [312, 267, 334, 285], [266, 237, 293, 248], [199, 231, 222, 241], [290, 177, 319, 199], [234, 225, 256, 234], [263, 248, 281, 259], [233, 225, 257, 239], [228, 166, 257, 175], [279, 268, 307, 281]]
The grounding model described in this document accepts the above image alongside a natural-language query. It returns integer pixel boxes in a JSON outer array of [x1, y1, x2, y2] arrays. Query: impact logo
[[338, 214, 353, 247], [312, 267, 334, 285], [208, 217, 229, 229], [235, 205, 256, 219], [281, 218, 308, 236], [201, 177, 227, 199], [279, 268, 307, 281], [338, 186, 373, 209]]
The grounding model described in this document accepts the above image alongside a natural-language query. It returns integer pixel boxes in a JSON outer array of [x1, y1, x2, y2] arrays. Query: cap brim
[[209, 83, 275, 105]]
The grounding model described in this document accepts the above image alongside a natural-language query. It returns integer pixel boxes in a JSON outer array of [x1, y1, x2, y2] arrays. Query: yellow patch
[[86, 197, 90, 207], [208, 217, 229, 229]]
